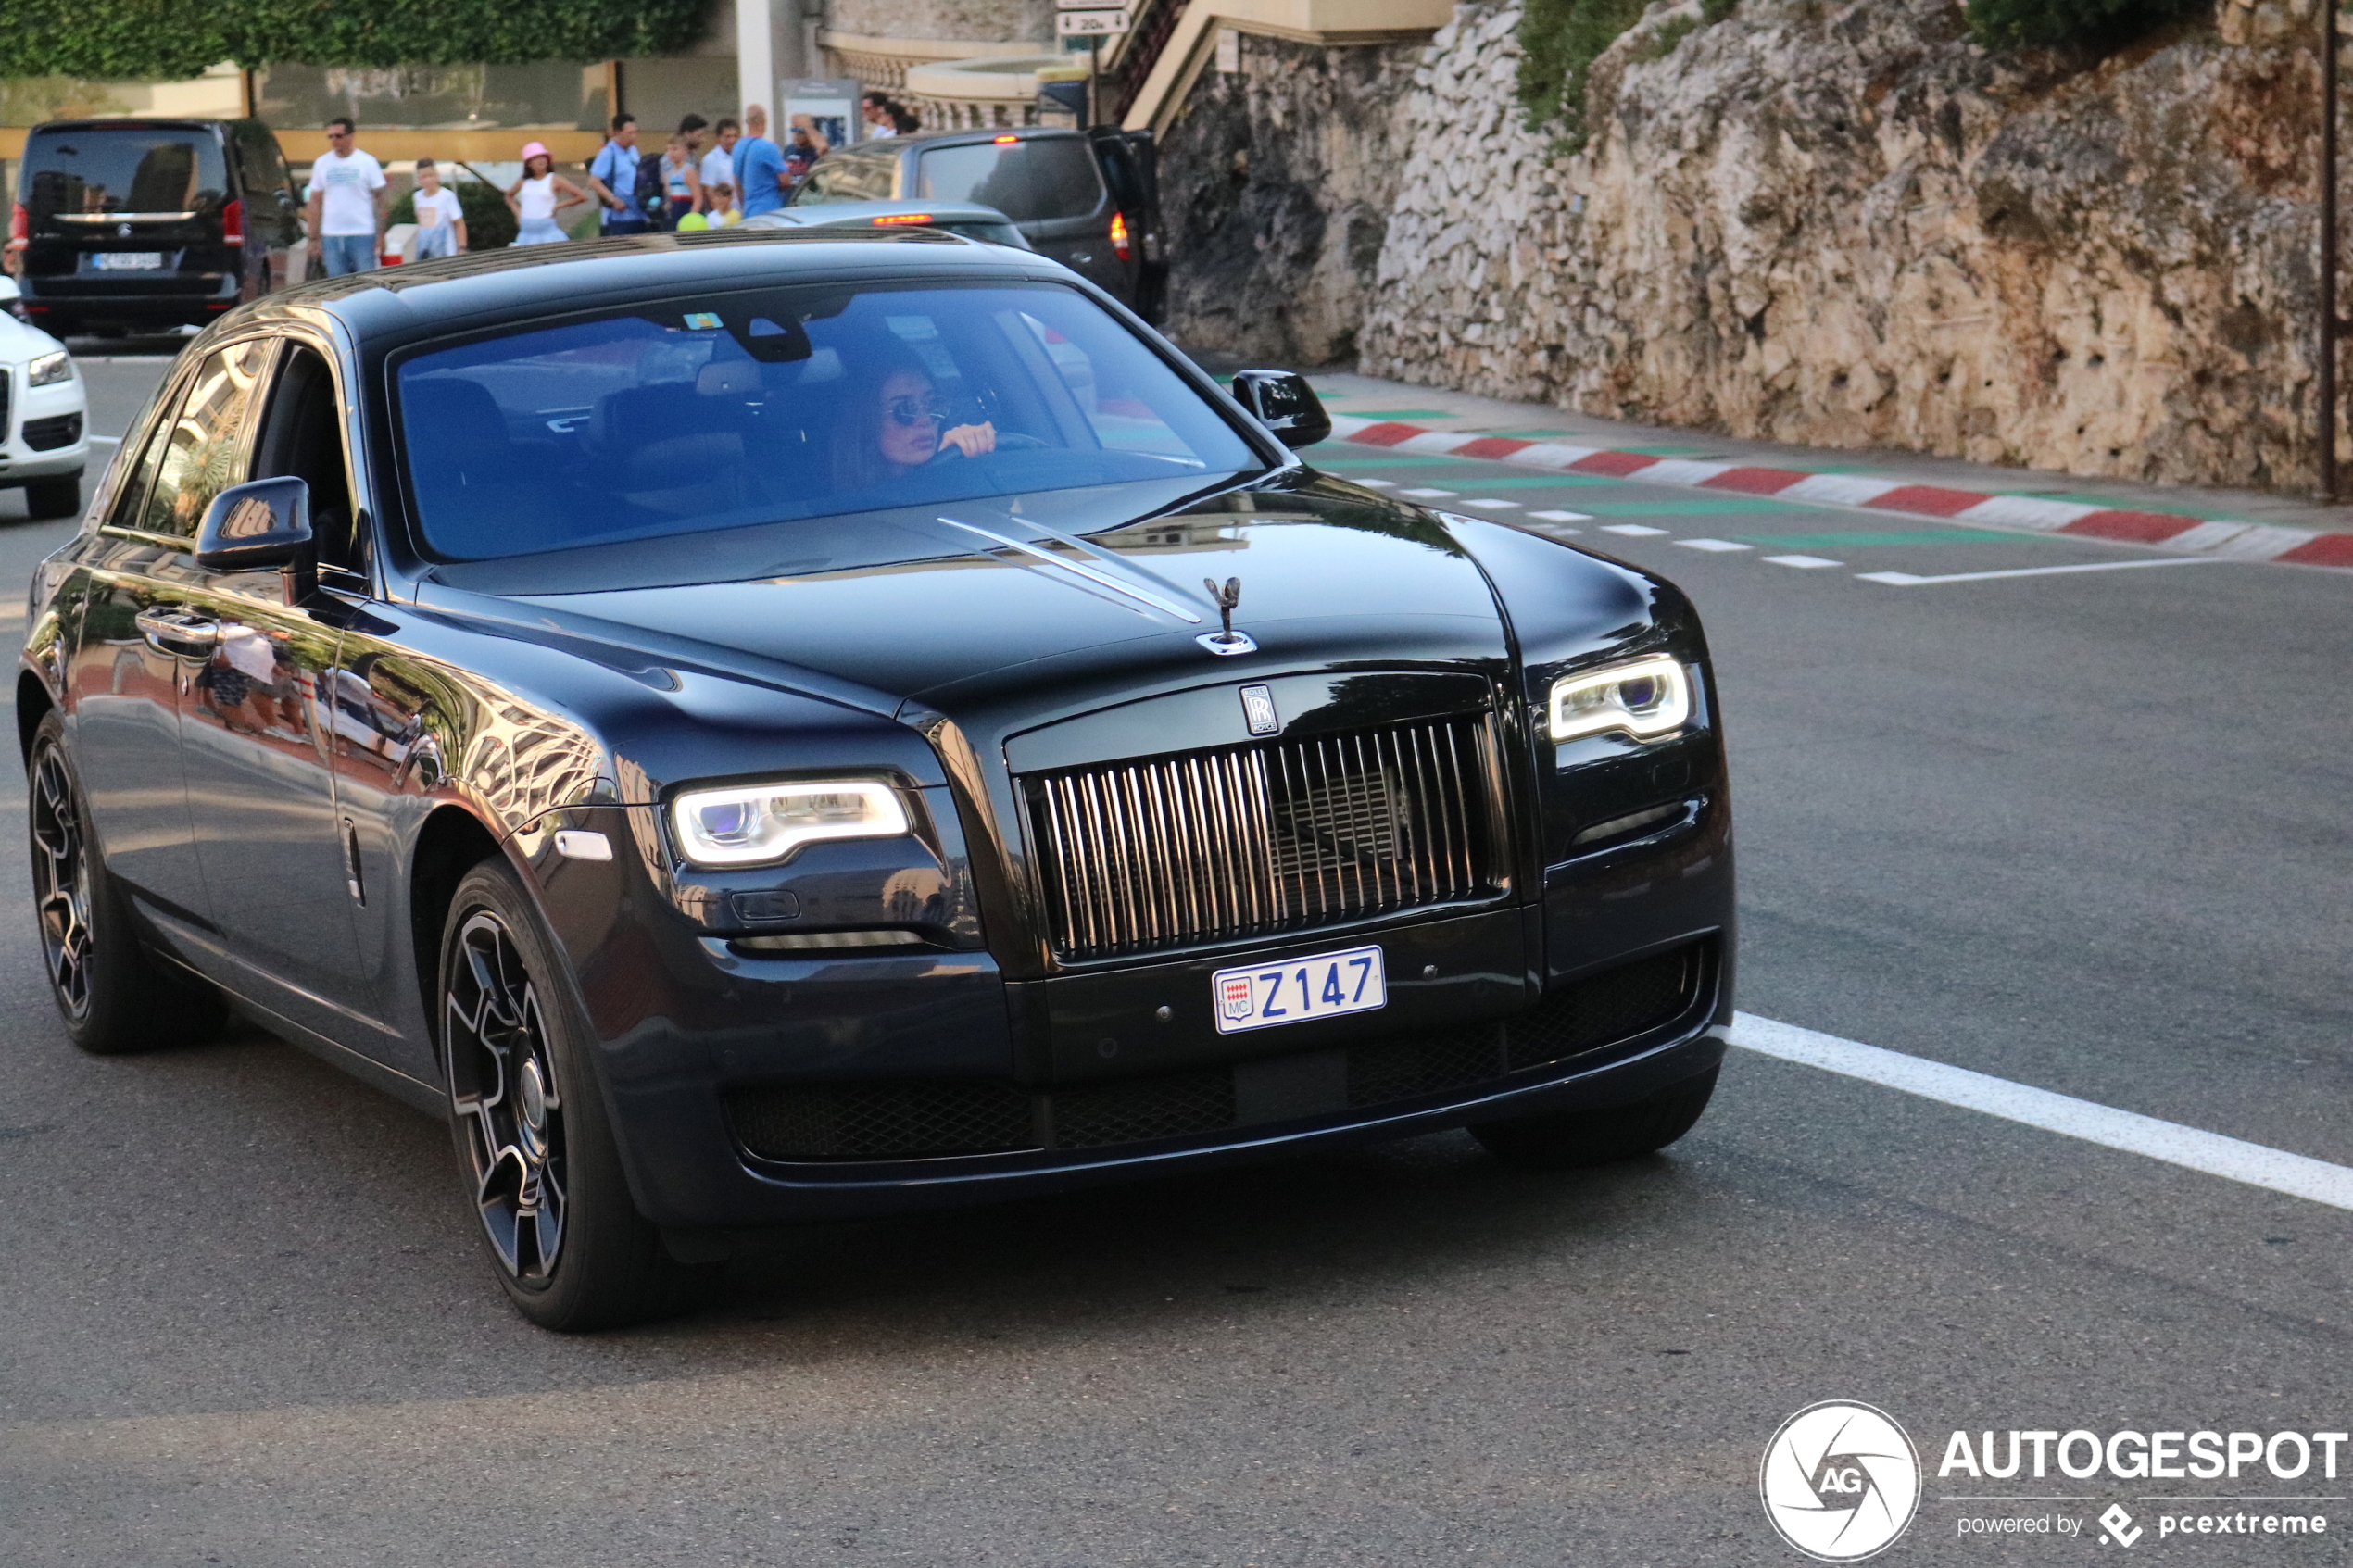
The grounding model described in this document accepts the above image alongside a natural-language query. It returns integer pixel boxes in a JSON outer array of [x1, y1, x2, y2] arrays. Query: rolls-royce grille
[[1026, 715, 1497, 962], [726, 940, 1712, 1163]]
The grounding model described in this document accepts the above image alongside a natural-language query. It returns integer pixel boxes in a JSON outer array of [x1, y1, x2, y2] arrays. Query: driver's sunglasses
[[885, 395, 948, 427]]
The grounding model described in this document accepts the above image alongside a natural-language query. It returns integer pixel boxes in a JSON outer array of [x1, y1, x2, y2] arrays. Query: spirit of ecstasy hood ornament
[[1197, 576, 1256, 657]]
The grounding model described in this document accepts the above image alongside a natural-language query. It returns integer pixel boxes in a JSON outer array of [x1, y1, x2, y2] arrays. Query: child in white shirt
[[411, 157, 468, 259]]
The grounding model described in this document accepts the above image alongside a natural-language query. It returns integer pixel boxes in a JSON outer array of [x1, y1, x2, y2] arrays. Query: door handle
[[134, 607, 221, 653]]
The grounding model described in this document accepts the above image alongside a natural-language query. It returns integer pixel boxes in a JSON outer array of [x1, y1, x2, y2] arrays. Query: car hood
[[0, 314, 65, 365], [458, 473, 1515, 714]]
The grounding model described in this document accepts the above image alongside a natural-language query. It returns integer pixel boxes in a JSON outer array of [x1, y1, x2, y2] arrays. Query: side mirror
[[195, 477, 317, 602], [1230, 369, 1332, 449], [0, 276, 21, 305]]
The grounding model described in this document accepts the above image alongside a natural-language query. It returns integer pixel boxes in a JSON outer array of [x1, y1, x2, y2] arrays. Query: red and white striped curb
[[1326, 416, 2353, 570]]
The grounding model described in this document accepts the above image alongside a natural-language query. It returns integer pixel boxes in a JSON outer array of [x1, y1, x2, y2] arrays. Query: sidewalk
[[1289, 370, 2353, 570]]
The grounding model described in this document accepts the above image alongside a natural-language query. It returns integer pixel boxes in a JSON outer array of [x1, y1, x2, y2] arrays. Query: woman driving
[[834, 356, 997, 489]]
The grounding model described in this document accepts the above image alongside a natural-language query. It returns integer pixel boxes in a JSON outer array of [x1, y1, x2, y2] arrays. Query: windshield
[[21, 126, 227, 219], [395, 280, 1263, 561], [917, 140, 1102, 222]]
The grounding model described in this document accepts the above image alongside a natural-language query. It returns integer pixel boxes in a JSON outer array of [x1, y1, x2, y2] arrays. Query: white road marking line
[[1601, 523, 1669, 536], [1675, 538, 1751, 552], [1763, 554, 1843, 569], [1730, 1012, 2353, 1211], [1355, 478, 1398, 488], [87, 434, 122, 445], [1462, 498, 1521, 509], [1856, 558, 2233, 586], [1529, 509, 1592, 522], [1401, 487, 1458, 499]]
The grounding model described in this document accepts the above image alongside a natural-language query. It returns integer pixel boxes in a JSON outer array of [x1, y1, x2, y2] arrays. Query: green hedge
[[1963, 0, 2204, 47], [0, 0, 711, 81], [388, 178, 518, 250]]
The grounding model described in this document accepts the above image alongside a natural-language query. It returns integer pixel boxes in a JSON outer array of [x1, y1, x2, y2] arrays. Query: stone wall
[[1159, 31, 1420, 364], [1359, 0, 2335, 492]]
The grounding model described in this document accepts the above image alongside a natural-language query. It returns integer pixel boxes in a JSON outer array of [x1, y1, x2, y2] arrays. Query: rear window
[[795, 154, 895, 205], [21, 126, 227, 220], [918, 140, 1102, 224]]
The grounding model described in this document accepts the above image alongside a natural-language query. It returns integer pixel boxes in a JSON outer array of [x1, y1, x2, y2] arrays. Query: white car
[[0, 276, 92, 520]]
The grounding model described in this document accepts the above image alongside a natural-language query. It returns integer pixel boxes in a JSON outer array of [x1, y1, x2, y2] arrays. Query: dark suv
[[789, 127, 1166, 321], [12, 118, 303, 337]]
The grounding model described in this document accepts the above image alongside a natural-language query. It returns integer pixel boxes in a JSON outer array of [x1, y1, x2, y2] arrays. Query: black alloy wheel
[[1471, 1065, 1719, 1170], [30, 736, 94, 1023], [438, 860, 701, 1330], [446, 905, 570, 1283], [26, 710, 224, 1054]]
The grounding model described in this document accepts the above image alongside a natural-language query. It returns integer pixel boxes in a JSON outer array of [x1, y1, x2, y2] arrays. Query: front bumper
[[553, 787, 1734, 1230], [1, 369, 90, 483]]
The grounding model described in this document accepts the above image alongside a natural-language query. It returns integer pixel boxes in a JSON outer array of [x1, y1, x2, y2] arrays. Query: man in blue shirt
[[734, 105, 788, 218], [588, 113, 649, 234]]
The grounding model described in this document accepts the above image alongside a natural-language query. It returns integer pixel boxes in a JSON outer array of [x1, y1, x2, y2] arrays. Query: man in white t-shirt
[[701, 117, 739, 217], [304, 119, 388, 276]]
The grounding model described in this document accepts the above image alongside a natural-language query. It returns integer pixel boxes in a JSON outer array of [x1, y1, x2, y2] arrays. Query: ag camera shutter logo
[[1760, 1401, 1922, 1561]]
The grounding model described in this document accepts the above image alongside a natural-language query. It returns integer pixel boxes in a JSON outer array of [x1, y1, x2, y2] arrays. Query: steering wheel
[[930, 431, 1052, 462]]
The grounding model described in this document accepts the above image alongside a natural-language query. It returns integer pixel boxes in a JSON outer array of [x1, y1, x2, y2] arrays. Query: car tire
[[439, 859, 702, 1331], [26, 710, 227, 1055], [23, 476, 82, 521], [1470, 1066, 1718, 1170]]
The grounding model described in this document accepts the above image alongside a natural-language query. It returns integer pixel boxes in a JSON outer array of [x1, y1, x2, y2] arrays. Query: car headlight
[[669, 780, 910, 868], [27, 350, 72, 387], [1548, 654, 1693, 744]]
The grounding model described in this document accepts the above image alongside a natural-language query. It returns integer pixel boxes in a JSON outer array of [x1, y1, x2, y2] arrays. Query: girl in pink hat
[[505, 142, 586, 245]]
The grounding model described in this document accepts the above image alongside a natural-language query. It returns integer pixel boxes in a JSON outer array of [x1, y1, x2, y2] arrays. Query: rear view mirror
[[0, 276, 20, 305], [1230, 370, 1332, 449], [195, 477, 316, 601]]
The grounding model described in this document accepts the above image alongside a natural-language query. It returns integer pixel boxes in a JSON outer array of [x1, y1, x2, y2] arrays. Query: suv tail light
[[1110, 210, 1130, 263], [7, 202, 25, 252], [221, 198, 244, 245]]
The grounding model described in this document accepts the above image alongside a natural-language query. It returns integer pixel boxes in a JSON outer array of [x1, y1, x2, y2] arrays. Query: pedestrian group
[[302, 91, 921, 274]]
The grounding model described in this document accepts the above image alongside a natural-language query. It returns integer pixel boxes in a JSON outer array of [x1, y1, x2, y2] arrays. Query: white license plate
[[95, 252, 165, 270], [1213, 944, 1386, 1035]]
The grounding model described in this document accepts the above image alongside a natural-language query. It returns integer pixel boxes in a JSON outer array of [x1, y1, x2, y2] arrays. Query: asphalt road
[[1, 353, 2348, 1566]]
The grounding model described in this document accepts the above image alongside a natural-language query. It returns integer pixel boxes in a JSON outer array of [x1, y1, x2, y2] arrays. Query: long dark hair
[[829, 348, 936, 492]]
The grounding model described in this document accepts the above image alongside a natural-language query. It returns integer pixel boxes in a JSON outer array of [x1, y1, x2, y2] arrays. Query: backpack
[[635, 151, 667, 221]]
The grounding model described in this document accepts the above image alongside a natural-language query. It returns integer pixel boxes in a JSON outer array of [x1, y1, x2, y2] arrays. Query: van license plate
[[1212, 945, 1386, 1035], [95, 252, 164, 270]]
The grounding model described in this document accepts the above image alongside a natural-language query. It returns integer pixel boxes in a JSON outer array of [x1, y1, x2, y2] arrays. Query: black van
[[13, 118, 304, 337], [787, 127, 1166, 322]]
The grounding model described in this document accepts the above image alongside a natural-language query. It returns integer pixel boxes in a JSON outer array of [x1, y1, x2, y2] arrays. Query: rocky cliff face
[[1157, 31, 1419, 364], [1358, 0, 2332, 490]]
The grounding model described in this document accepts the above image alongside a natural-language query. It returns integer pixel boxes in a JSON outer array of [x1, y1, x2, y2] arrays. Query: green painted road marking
[[1732, 529, 2016, 548], [1342, 409, 1454, 420], [1419, 474, 1624, 489], [1315, 456, 1489, 469], [1580, 499, 1810, 516]]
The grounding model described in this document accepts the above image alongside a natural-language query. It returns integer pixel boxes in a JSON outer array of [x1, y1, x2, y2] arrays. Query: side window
[[132, 340, 273, 538], [251, 345, 360, 572]]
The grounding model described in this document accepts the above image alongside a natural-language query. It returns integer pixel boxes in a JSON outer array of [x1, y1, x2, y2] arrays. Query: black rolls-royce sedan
[[20, 230, 1734, 1330]]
